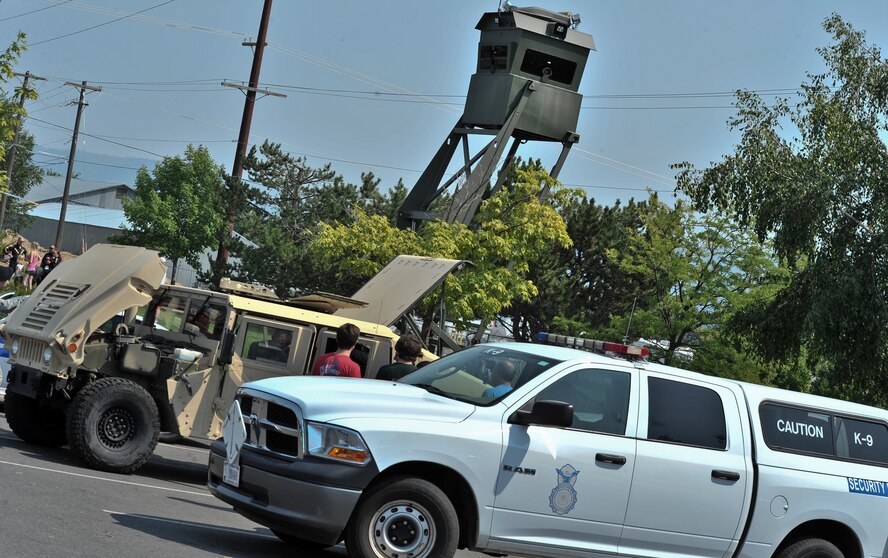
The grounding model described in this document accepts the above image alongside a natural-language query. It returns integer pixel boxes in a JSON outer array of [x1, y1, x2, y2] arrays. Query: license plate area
[[223, 461, 241, 487]]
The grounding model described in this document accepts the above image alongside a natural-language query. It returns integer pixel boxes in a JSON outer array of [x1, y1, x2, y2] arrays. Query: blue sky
[[2, 0, 887, 207]]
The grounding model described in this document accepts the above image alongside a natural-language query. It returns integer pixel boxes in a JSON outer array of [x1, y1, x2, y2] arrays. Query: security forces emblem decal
[[549, 464, 579, 515]]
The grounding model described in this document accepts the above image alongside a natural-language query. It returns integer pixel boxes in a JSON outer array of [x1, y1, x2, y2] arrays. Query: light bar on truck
[[536, 332, 649, 360]]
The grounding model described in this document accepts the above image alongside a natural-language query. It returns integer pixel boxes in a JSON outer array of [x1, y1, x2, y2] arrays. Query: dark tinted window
[[479, 44, 508, 71], [834, 416, 888, 464], [519, 49, 576, 85], [536, 369, 631, 435], [760, 404, 834, 456], [647, 377, 726, 450]]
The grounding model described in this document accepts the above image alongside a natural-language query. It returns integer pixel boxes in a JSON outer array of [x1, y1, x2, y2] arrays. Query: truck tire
[[4, 391, 67, 447], [67, 377, 160, 474], [346, 477, 459, 558], [778, 538, 844, 558]]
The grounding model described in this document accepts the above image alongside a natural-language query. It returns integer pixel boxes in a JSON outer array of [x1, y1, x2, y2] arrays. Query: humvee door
[[170, 316, 317, 440]]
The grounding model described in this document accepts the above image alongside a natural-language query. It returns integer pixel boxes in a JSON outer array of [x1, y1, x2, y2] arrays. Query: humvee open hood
[[4, 244, 167, 355]]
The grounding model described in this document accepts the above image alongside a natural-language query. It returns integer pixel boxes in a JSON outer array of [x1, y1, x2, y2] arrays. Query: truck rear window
[[761, 403, 888, 466]]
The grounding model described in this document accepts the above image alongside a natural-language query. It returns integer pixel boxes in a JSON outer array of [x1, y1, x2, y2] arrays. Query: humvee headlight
[[42, 347, 53, 364], [306, 422, 371, 464], [11, 338, 19, 355]]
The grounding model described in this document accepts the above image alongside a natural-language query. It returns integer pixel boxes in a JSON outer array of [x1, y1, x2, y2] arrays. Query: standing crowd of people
[[2, 236, 61, 291]]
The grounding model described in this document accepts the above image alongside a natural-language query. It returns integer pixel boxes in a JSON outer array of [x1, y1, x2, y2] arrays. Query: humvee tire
[[4, 391, 67, 447], [67, 377, 160, 474]]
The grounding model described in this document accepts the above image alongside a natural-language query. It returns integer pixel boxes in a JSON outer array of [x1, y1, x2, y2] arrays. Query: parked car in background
[[0, 294, 28, 406], [0, 334, 8, 405]]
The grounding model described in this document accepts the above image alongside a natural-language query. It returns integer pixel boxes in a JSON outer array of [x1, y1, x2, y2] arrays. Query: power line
[[25, 115, 164, 158], [29, 0, 178, 46], [0, 0, 73, 22]]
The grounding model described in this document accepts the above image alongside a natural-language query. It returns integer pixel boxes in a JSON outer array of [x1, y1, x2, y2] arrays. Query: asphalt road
[[0, 411, 488, 558]]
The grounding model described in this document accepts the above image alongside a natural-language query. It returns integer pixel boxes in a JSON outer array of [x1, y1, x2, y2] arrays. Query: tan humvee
[[1, 244, 460, 474]]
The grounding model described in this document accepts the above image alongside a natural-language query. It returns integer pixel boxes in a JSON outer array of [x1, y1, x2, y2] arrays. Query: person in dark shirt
[[376, 334, 423, 381], [4, 237, 26, 272]]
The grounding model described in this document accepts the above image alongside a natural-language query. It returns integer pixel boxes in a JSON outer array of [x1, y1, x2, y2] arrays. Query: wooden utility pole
[[55, 80, 102, 249], [213, 0, 274, 284], [0, 71, 45, 232]]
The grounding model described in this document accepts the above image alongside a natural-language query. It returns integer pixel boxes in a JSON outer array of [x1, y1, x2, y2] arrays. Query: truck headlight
[[11, 338, 19, 355], [43, 347, 53, 364], [306, 422, 371, 464]]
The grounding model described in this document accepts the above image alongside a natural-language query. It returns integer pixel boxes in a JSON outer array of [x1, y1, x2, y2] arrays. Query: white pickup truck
[[208, 334, 888, 558]]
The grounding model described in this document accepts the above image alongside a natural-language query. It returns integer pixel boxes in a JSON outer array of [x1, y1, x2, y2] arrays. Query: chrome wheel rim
[[368, 499, 435, 558]]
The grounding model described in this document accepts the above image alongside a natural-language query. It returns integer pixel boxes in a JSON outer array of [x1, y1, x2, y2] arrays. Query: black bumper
[[207, 440, 378, 546]]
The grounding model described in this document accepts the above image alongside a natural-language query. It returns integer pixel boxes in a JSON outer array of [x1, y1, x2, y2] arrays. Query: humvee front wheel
[[4, 391, 67, 447], [67, 377, 160, 474]]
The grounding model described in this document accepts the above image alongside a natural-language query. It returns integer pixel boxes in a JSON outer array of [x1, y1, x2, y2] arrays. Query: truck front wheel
[[4, 391, 67, 447], [346, 477, 459, 558], [67, 377, 160, 474], [778, 538, 844, 558]]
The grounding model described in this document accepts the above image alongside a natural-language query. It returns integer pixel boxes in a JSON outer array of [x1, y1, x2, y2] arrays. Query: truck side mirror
[[218, 329, 236, 365], [509, 400, 573, 428]]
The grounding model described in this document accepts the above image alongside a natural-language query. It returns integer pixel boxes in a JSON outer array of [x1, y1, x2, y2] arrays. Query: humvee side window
[[315, 331, 379, 378], [244, 323, 293, 365]]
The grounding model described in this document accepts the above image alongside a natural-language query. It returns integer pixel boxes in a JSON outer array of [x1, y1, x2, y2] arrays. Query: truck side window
[[536, 369, 630, 435], [760, 404, 834, 457], [647, 377, 727, 450], [834, 416, 888, 464]]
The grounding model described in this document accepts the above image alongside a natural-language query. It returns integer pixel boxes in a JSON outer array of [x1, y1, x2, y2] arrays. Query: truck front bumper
[[208, 441, 374, 546]]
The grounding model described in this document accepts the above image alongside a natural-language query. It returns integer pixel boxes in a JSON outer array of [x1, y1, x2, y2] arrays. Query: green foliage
[[0, 33, 28, 194], [231, 141, 423, 296], [507, 193, 651, 341], [309, 167, 578, 327], [674, 15, 888, 405], [0, 120, 41, 231], [111, 145, 225, 282]]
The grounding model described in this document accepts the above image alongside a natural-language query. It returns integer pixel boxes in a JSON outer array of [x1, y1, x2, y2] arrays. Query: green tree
[[309, 167, 578, 330], [1, 32, 28, 195], [0, 123, 41, 231], [231, 141, 418, 296], [674, 15, 888, 405], [507, 195, 651, 341], [603, 196, 786, 366], [112, 145, 225, 283]]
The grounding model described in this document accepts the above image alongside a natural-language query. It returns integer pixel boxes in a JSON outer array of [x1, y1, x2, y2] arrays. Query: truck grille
[[21, 282, 84, 332], [237, 390, 303, 460], [16, 337, 48, 366]]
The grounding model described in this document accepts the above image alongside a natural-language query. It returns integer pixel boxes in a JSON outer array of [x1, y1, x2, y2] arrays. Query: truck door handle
[[596, 453, 627, 465], [712, 470, 740, 481]]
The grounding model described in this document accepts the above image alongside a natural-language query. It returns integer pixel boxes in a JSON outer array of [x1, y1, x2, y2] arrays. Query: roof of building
[[28, 202, 127, 230], [27, 176, 131, 203]]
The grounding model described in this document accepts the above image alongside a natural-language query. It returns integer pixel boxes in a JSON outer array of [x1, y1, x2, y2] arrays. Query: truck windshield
[[399, 345, 561, 405]]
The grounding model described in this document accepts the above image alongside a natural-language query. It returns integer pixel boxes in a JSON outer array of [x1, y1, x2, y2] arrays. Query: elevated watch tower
[[397, 5, 595, 229]]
